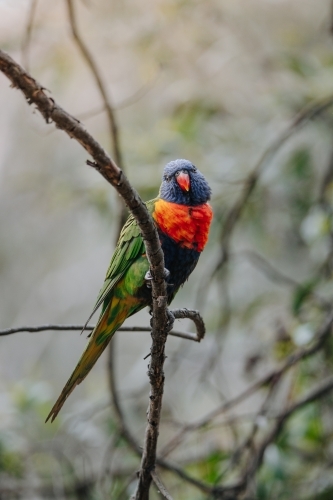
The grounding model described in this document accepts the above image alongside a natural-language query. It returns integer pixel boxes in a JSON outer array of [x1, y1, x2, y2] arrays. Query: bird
[[46, 159, 213, 422]]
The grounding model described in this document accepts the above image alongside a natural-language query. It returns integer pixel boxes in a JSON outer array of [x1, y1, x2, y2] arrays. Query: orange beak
[[176, 171, 190, 192]]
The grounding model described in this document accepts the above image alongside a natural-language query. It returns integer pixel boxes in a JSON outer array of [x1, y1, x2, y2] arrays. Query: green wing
[[83, 199, 156, 328]]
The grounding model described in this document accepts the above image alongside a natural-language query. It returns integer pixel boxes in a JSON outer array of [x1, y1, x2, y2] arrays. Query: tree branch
[[0, 49, 168, 500], [107, 319, 217, 497], [171, 308, 205, 342], [21, 0, 38, 72], [150, 471, 174, 500], [0, 319, 203, 342]]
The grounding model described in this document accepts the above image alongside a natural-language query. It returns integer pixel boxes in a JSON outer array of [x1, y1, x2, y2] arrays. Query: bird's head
[[159, 159, 211, 206]]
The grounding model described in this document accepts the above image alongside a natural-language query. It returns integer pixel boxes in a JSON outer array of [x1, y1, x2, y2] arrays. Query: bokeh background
[[1, 0, 333, 498]]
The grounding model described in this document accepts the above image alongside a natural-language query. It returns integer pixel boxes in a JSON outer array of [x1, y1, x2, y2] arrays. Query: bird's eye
[[192, 165, 197, 172], [164, 175, 170, 181], [175, 171, 180, 177]]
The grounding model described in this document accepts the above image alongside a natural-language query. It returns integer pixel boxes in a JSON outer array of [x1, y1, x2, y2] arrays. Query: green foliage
[[0, 439, 23, 478], [171, 99, 222, 141], [283, 147, 314, 222], [185, 450, 228, 486], [202, 450, 228, 484], [283, 54, 316, 79], [292, 280, 318, 315], [308, 487, 333, 500]]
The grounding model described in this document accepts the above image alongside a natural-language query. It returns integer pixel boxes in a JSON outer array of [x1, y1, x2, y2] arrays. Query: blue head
[[159, 159, 211, 206]]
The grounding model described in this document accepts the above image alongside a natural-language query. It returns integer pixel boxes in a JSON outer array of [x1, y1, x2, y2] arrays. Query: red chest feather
[[153, 199, 213, 252]]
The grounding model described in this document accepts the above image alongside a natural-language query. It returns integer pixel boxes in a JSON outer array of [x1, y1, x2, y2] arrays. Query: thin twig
[[150, 471, 174, 500], [0, 477, 96, 499], [219, 371, 283, 482], [21, 0, 38, 72], [76, 78, 157, 122], [171, 308, 206, 341], [236, 249, 330, 309], [330, 0, 333, 36], [0, 324, 201, 342], [66, 0, 123, 169]]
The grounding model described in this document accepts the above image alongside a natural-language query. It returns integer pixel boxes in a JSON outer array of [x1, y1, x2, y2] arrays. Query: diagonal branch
[[0, 50, 163, 275], [150, 471, 174, 500], [0, 49, 167, 500], [235, 250, 330, 309]]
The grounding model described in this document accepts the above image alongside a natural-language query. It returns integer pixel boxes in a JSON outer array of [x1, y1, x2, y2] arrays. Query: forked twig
[[150, 471, 174, 500]]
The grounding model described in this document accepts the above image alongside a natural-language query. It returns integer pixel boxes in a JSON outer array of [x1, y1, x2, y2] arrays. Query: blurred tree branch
[[21, 0, 38, 72], [236, 249, 330, 309], [150, 471, 174, 500], [196, 94, 333, 311], [66, 0, 123, 170], [159, 309, 333, 462], [238, 374, 333, 497]]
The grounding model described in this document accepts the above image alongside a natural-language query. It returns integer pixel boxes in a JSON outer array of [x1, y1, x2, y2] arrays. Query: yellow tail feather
[[45, 301, 118, 423]]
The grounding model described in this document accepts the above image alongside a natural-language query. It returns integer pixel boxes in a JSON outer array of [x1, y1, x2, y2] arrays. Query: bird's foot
[[145, 268, 170, 288], [149, 309, 175, 333], [163, 268, 171, 279], [166, 309, 175, 333], [145, 270, 153, 288]]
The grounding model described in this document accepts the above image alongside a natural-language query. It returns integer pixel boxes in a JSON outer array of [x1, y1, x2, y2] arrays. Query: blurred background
[[1, 0, 333, 498]]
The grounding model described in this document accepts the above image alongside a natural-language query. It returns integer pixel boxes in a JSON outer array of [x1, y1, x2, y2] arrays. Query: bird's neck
[[153, 198, 213, 252]]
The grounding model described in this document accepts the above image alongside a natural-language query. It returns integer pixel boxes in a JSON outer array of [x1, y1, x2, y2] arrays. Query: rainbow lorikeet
[[46, 159, 212, 422]]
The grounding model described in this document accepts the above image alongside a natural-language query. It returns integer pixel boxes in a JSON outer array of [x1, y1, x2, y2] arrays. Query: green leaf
[[292, 280, 317, 314]]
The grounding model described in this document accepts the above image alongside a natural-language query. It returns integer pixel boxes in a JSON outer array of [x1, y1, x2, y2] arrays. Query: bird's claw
[[163, 268, 170, 279], [149, 309, 175, 333], [145, 268, 170, 288], [166, 310, 175, 333], [145, 270, 153, 288]]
